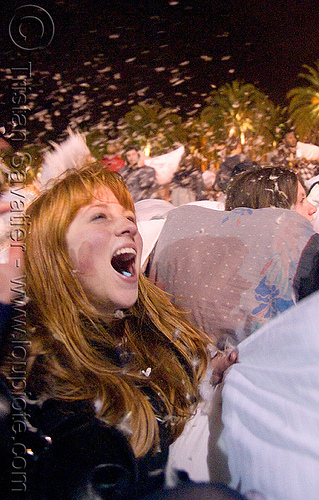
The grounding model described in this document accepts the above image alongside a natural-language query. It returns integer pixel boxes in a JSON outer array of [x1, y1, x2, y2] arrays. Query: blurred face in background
[[126, 149, 139, 166], [284, 132, 297, 148], [293, 182, 317, 222]]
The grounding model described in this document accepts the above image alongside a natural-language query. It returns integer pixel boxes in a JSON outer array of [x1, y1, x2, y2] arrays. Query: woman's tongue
[[111, 253, 135, 277]]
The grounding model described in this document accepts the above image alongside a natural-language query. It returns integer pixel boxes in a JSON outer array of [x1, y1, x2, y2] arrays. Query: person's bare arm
[[0, 246, 24, 304], [0, 201, 11, 214]]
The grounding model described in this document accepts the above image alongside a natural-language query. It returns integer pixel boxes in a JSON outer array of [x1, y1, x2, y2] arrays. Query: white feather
[[37, 129, 93, 190]]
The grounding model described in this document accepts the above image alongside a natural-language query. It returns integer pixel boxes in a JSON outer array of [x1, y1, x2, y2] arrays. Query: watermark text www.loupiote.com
[[6, 4, 55, 493]]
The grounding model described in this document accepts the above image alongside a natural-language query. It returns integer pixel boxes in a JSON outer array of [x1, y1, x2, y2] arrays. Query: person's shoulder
[[138, 165, 158, 178], [141, 165, 156, 172], [118, 164, 130, 177]]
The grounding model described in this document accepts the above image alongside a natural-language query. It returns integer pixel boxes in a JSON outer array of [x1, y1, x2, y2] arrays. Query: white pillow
[[221, 290, 319, 500]]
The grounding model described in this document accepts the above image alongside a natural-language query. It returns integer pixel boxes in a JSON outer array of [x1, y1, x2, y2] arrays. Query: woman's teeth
[[114, 247, 137, 257]]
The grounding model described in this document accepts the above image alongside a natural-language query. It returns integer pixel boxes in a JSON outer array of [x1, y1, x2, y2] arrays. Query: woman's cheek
[[69, 240, 99, 274]]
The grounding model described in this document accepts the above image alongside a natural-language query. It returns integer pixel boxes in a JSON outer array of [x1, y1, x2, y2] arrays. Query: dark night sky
[[1, 0, 319, 143]]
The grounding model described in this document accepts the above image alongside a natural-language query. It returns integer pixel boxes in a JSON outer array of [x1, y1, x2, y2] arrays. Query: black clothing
[[0, 389, 168, 499], [294, 233, 319, 301], [214, 154, 254, 193], [0, 302, 12, 344]]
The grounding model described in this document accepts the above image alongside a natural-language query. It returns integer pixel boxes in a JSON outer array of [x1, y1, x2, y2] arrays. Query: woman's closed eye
[[127, 215, 136, 224], [91, 212, 108, 221]]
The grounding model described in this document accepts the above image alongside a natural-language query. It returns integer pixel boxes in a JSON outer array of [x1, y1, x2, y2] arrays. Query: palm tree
[[287, 61, 319, 143], [118, 100, 186, 155], [200, 81, 282, 160]]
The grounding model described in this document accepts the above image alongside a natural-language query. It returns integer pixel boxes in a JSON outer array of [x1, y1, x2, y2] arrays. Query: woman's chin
[[95, 294, 139, 318]]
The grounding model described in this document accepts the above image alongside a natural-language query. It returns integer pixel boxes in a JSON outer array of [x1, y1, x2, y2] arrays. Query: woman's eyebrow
[[81, 202, 114, 213]]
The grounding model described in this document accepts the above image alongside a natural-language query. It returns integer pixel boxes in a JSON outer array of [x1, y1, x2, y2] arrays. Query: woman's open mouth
[[111, 247, 137, 277]]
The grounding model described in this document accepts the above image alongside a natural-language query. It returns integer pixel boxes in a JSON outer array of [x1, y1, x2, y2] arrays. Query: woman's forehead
[[88, 183, 134, 212], [92, 185, 119, 203], [297, 181, 306, 196]]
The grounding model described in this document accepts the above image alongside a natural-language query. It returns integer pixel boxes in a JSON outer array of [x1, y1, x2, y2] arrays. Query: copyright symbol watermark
[[9, 4, 55, 50]]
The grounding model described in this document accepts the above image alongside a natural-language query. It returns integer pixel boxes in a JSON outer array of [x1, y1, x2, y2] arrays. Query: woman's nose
[[115, 216, 137, 236], [308, 200, 317, 215]]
